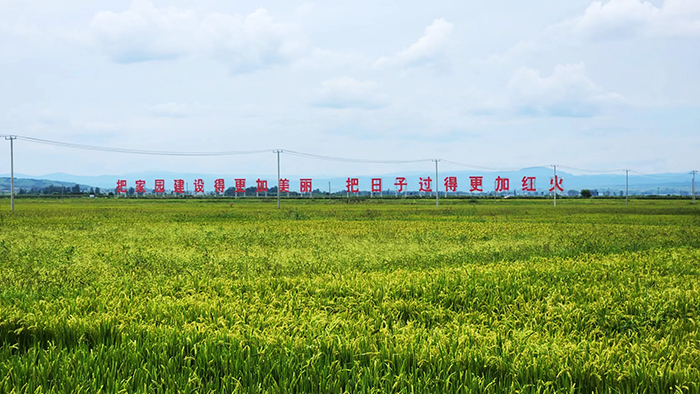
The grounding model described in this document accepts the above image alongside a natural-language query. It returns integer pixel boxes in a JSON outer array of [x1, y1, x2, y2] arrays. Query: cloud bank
[[147, 102, 190, 118], [375, 18, 454, 68], [507, 64, 624, 117], [313, 78, 387, 110], [88, 0, 306, 72], [483, 0, 700, 65]]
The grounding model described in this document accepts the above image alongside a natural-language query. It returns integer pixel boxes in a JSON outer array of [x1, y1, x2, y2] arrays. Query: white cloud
[[82, 122, 121, 132], [375, 18, 454, 68], [88, 0, 306, 72], [147, 102, 190, 118], [572, 0, 700, 40], [201, 9, 307, 73], [486, 64, 625, 117], [482, 0, 700, 65], [88, 0, 198, 63], [313, 78, 387, 110], [293, 47, 367, 70]]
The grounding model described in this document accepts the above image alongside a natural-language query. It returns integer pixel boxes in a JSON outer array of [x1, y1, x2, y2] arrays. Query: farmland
[[0, 198, 699, 393]]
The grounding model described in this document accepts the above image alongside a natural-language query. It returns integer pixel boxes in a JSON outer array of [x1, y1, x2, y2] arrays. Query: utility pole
[[692, 170, 698, 204], [434, 159, 439, 208], [552, 164, 557, 207], [274, 150, 282, 209], [494, 179, 497, 202], [328, 181, 331, 200], [5, 136, 16, 211], [625, 169, 629, 206]]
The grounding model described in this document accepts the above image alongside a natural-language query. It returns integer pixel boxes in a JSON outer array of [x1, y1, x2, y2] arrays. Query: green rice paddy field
[[0, 198, 699, 393]]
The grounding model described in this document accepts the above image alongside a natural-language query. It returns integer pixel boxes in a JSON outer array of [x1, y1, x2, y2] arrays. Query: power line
[[558, 165, 626, 174], [283, 150, 432, 164], [628, 170, 681, 179], [8, 135, 270, 156], [1, 134, 695, 177], [439, 159, 521, 172]]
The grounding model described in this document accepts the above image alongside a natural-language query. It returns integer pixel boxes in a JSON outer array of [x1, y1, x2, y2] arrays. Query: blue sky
[[0, 0, 698, 177]]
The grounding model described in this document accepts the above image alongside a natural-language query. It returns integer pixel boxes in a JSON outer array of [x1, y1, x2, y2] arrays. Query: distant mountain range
[[1, 168, 696, 195], [0, 177, 92, 191]]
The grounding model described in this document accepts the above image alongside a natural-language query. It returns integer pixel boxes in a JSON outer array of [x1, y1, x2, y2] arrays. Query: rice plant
[[0, 198, 698, 393]]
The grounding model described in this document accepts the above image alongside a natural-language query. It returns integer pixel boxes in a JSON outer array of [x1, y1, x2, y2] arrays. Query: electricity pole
[[692, 170, 698, 204], [5, 136, 16, 211], [274, 150, 282, 209], [552, 164, 557, 207], [625, 169, 629, 206], [494, 179, 497, 202], [434, 159, 439, 208]]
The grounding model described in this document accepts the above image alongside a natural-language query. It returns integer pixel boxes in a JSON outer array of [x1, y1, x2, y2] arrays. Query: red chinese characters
[[419, 177, 432, 193], [214, 179, 225, 194], [495, 176, 510, 192], [174, 179, 185, 194], [116, 179, 127, 194], [135, 180, 146, 194], [193, 179, 204, 194], [371, 178, 382, 193], [235, 179, 246, 194], [394, 177, 407, 193], [521, 176, 536, 192], [256, 179, 268, 193], [279, 179, 290, 193], [549, 176, 563, 192], [155, 179, 165, 194], [300, 178, 313, 193], [113, 173, 564, 199], [444, 176, 457, 192], [346, 178, 359, 193], [469, 176, 483, 192]]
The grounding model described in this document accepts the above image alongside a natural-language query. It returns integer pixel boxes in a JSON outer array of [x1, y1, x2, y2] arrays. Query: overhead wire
[[557, 165, 626, 174], [11, 135, 270, 157], [0, 135, 694, 177], [628, 170, 684, 179], [439, 159, 550, 172], [283, 150, 432, 164]]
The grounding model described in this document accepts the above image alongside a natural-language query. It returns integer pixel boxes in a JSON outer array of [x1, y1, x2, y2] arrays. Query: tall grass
[[0, 199, 698, 393]]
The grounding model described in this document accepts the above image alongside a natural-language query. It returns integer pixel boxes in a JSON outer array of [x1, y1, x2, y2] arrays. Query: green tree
[[580, 189, 592, 198]]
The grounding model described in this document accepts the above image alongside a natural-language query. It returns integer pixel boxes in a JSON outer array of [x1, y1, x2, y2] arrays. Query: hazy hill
[[0, 177, 93, 192], [2, 169, 696, 195]]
